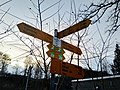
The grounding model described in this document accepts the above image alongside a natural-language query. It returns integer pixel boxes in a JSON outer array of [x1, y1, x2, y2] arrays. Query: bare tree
[[23, 55, 33, 76], [12, 60, 21, 75], [0, 0, 12, 35], [76, 0, 120, 75], [0, 0, 12, 7], [78, 0, 120, 34], [0, 51, 11, 74], [5, 0, 63, 89], [33, 63, 43, 79]]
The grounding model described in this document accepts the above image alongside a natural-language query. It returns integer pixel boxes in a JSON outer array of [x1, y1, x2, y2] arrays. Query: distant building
[[72, 75, 120, 90]]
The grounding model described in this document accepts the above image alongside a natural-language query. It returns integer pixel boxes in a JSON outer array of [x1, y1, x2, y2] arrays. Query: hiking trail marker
[[46, 44, 65, 60]]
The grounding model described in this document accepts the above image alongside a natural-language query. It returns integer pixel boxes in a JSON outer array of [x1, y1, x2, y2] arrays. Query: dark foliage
[[111, 44, 120, 74]]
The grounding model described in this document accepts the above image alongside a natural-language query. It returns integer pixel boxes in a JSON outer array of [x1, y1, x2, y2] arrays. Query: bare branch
[[0, 0, 12, 7]]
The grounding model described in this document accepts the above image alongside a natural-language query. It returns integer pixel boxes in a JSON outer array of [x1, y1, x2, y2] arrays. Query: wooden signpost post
[[17, 19, 91, 79]]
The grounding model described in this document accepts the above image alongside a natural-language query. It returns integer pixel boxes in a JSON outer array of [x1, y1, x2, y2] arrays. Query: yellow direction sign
[[50, 59, 84, 79], [17, 22, 52, 43], [17, 22, 82, 55], [61, 62, 84, 79], [58, 19, 91, 38], [61, 40, 82, 55]]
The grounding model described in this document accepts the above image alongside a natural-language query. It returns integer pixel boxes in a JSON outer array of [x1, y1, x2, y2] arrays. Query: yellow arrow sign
[[50, 59, 84, 79], [17, 22, 82, 55], [58, 19, 91, 38], [17, 22, 52, 43], [61, 62, 84, 79]]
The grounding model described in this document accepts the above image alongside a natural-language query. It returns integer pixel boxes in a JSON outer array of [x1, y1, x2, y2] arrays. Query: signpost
[[58, 19, 91, 38], [17, 19, 91, 79]]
